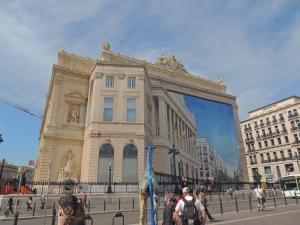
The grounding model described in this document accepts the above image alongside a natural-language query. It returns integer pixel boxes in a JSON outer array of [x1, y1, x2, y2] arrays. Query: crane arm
[[0, 97, 43, 119]]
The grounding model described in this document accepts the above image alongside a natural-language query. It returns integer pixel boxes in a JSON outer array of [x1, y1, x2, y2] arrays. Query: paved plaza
[[1, 194, 299, 225]]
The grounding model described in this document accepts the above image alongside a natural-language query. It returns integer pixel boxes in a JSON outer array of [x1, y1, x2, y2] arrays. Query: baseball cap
[[182, 187, 190, 193]]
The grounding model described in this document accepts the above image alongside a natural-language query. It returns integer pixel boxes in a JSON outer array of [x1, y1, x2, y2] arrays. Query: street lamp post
[[106, 163, 113, 193], [168, 144, 180, 193], [14, 166, 24, 213]]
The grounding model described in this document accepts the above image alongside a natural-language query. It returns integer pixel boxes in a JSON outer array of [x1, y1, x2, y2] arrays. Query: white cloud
[[0, 0, 299, 120]]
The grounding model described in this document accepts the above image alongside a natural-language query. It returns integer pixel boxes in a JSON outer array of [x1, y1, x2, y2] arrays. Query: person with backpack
[[162, 197, 176, 225], [173, 187, 206, 225]]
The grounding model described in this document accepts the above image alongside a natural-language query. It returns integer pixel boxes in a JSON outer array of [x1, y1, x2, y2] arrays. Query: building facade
[[0, 160, 35, 183], [34, 42, 247, 182], [241, 96, 300, 183]]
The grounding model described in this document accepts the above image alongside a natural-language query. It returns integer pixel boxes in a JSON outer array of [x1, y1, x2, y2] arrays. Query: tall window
[[277, 137, 282, 145], [127, 77, 136, 88], [106, 75, 114, 88], [98, 144, 114, 182], [122, 144, 138, 182], [127, 98, 136, 122], [103, 97, 113, 122], [284, 136, 289, 143]]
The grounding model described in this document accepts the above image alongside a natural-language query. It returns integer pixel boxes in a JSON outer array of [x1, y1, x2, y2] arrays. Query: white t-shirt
[[175, 195, 204, 216], [254, 188, 264, 199]]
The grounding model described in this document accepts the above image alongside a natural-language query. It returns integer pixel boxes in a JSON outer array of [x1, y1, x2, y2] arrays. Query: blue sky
[[184, 95, 239, 175], [1, 0, 300, 165]]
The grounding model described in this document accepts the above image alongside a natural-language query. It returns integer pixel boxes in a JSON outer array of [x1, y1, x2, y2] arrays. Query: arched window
[[122, 144, 138, 182], [97, 143, 114, 182]]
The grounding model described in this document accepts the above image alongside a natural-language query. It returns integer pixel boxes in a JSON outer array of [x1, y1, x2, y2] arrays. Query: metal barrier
[[112, 212, 124, 225]]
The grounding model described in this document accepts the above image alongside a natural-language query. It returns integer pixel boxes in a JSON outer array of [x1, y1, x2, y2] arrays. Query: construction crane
[[0, 96, 43, 119]]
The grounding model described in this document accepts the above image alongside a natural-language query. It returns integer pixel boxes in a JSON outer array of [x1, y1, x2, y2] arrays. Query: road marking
[[212, 209, 300, 224]]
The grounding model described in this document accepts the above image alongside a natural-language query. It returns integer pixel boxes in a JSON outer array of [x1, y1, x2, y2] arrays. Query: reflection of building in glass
[[34, 42, 246, 182], [241, 96, 300, 183], [196, 138, 226, 180]]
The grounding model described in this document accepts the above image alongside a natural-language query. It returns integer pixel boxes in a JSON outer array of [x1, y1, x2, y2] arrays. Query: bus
[[279, 174, 300, 198]]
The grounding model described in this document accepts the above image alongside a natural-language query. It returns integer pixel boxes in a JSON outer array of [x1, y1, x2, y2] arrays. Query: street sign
[[266, 174, 274, 183]]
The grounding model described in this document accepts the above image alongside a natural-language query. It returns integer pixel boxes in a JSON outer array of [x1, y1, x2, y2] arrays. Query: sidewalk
[[129, 204, 300, 225]]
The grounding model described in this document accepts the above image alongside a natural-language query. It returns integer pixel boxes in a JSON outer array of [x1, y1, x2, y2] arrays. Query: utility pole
[[168, 144, 180, 193]]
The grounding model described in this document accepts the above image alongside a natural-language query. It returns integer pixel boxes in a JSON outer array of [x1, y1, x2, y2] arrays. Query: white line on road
[[212, 209, 300, 224]]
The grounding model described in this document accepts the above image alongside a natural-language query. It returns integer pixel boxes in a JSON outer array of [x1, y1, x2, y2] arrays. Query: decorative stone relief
[[58, 150, 77, 181], [68, 105, 80, 124], [155, 55, 187, 73]]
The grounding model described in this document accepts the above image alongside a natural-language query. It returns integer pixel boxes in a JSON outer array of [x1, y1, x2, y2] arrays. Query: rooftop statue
[[155, 55, 187, 73], [102, 41, 110, 51]]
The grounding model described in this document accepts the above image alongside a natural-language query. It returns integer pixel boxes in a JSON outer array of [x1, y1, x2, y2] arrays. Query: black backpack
[[182, 197, 198, 220]]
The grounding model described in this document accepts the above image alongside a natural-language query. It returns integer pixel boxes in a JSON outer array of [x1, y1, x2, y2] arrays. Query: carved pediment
[[155, 55, 188, 73], [65, 91, 86, 104]]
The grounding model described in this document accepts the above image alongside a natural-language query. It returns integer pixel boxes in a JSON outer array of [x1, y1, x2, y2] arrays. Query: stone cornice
[[52, 65, 91, 80], [100, 50, 227, 93]]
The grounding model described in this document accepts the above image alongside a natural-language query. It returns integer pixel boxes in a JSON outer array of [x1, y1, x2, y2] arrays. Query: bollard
[[104, 199, 106, 211], [118, 198, 121, 210], [112, 212, 124, 225], [126, 182, 128, 193], [235, 194, 239, 213], [249, 194, 252, 211], [132, 198, 135, 210], [32, 202, 36, 216], [219, 197, 223, 215], [209, 192, 212, 203], [283, 193, 287, 206], [13, 211, 19, 225], [295, 192, 298, 205], [88, 200, 91, 213], [51, 207, 56, 225], [273, 193, 277, 208]]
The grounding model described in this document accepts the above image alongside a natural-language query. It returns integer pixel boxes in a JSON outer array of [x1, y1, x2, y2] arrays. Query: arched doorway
[[122, 144, 138, 182], [97, 143, 114, 182]]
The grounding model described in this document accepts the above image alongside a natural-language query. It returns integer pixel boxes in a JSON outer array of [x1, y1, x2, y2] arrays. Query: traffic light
[[0, 134, 3, 143]]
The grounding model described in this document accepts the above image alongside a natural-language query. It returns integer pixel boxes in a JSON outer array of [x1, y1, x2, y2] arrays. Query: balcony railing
[[279, 117, 285, 122], [281, 128, 287, 133], [266, 121, 271, 126], [272, 119, 278, 124], [291, 126, 299, 132], [245, 137, 254, 142], [260, 123, 265, 128], [250, 161, 257, 165], [288, 112, 299, 120], [293, 140, 300, 145], [254, 124, 259, 129]]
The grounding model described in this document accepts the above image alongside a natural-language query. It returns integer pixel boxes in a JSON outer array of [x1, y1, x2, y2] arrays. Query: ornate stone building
[[241, 96, 300, 183], [34, 42, 247, 182]]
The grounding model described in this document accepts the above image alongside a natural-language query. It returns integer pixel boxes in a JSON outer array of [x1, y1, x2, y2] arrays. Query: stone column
[[158, 96, 167, 138], [168, 107, 173, 142], [151, 97, 156, 136], [49, 79, 62, 125]]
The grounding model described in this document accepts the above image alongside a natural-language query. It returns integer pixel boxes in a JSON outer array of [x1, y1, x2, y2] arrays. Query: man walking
[[173, 187, 206, 225], [253, 185, 265, 211], [197, 189, 214, 222]]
